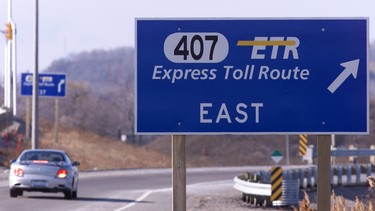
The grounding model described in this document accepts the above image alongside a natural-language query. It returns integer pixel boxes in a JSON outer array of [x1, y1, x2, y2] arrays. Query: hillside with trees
[[17, 48, 135, 139]]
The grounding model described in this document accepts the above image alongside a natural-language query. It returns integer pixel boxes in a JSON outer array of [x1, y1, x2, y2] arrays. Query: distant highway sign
[[21, 73, 66, 97], [136, 18, 368, 134]]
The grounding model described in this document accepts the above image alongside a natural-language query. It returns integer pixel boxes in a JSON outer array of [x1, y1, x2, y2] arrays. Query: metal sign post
[[317, 135, 331, 210], [172, 135, 186, 211]]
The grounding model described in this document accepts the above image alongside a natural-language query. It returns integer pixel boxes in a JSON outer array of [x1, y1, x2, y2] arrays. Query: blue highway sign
[[21, 73, 66, 97], [136, 18, 368, 134]]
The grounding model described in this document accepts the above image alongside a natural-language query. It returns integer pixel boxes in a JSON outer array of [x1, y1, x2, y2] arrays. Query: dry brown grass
[[295, 191, 375, 211], [331, 191, 347, 211], [298, 191, 314, 211], [0, 136, 31, 167], [38, 129, 171, 171]]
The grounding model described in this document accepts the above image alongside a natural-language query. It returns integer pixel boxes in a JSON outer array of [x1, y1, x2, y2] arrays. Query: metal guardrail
[[331, 149, 375, 157], [233, 176, 271, 196], [272, 179, 299, 206], [308, 147, 375, 158], [233, 164, 374, 208], [304, 146, 375, 164], [233, 176, 300, 207]]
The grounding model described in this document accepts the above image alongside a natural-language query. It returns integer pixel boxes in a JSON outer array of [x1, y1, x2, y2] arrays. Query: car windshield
[[20, 151, 65, 162]]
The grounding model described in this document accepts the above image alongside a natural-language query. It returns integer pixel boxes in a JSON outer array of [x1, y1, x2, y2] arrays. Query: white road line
[[113, 188, 171, 211], [113, 191, 153, 211], [113, 180, 232, 211]]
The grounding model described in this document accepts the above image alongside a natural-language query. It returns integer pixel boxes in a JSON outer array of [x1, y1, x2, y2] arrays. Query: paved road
[[0, 166, 273, 211], [0, 166, 372, 210]]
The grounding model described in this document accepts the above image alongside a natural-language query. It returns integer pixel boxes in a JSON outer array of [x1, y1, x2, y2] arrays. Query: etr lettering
[[238, 37, 300, 60], [251, 37, 299, 59]]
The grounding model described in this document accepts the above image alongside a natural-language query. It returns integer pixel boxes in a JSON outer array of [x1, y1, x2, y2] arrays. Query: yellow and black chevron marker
[[299, 134, 308, 156], [271, 166, 283, 202]]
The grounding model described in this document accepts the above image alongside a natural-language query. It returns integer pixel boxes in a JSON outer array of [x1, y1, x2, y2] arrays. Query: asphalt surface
[[0, 166, 265, 210], [0, 166, 373, 211]]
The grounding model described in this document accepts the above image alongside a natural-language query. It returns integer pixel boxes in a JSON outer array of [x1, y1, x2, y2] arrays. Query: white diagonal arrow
[[328, 59, 360, 94], [58, 79, 65, 93]]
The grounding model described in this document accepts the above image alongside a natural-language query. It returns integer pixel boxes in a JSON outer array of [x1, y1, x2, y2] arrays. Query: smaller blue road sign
[[21, 73, 66, 97]]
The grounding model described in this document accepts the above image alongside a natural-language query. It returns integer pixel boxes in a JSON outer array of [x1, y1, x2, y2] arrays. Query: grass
[[296, 191, 375, 211], [1, 127, 171, 171], [41, 129, 171, 171]]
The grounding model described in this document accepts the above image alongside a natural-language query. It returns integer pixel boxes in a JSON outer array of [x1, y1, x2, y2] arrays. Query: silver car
[[9, 149, 80, 199]]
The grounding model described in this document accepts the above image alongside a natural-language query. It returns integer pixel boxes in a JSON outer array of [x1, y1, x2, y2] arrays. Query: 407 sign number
[[164, 32, 229, 63]]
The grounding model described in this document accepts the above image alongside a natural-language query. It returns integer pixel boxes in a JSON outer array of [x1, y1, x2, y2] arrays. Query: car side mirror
[[9, 159, 16, 164], [72, 161, 80, 166]]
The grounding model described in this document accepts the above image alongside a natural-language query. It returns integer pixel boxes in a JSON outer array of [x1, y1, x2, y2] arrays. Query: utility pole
[[31, 0, 39, 149], [25, 97, 31, 140], [3, 0, 17, 115], [54, 99, 59, 143], [11, 19, 17, 116]]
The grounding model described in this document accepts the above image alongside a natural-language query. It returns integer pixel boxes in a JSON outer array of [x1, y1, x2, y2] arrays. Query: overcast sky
[[0, 0, 374, 73]]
